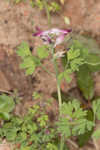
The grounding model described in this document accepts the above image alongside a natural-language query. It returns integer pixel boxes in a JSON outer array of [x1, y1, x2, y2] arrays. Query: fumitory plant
[[15, 26, 100, 149], [0, 26, 99, 150]]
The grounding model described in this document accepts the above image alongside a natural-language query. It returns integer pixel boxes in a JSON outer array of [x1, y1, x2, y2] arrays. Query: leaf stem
[[40, 64, 54, 77], [43, 0, 51, 26]]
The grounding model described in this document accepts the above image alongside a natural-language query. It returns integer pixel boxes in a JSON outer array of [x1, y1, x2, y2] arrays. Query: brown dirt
[[0, 0, 100, 149]]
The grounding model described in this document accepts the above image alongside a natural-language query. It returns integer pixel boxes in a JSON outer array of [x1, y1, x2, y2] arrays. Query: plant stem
[[51, 46, 63, 150], [51, 48, 62, 108], [60, 136, 64, 150], [43, 0, 51, 26], [40, 64, 54, 77]]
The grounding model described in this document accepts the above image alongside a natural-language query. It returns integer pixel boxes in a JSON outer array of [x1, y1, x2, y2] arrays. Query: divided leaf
[[78, 110, 94, 147], [67, 47, 80, 61], [37, 45, 49, 59], [16, 42, 41, 75], [57, 100, 94, 138], [16, 42, 31, 58], [76, 65, 94, 100]]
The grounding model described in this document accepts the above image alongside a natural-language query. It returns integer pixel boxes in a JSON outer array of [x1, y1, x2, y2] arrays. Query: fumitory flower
[[54, 51, 66, 58], [33, 27, 72, 48]]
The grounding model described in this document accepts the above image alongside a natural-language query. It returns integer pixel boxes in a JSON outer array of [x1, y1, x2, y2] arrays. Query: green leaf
[[87, 64, 100, 73], [20, 57, 35, 69], [76, 65, 94, 100], [85, 53, 100, 73], [92, 99, 100, 120], [46, 143, 58, 150], [0, 112, 10, 120], [64, 72, 72, 83], [57, 118, 71, 138], [57, 100, 94, 138], [0, 94, 15, 113], [16, 42, 40, 75], [67, 48, 80, 61], [70, 58, 84, 71], [58, 72, 64, 83], [64, 69, 72, 83], [25, 66, 35, 75], [21, 146, 30, 150], [33, 92, 42, 100], [16, 42, 31, 58], [6, 129, 17, 141], [86, 53, 100, 66], [78, 110, 94, 147], [70, 34, 100, 54], [15, 0, 22, 4], [0, 95, 15, 120], [92, 129, 100, 139], [37, 45, 49, 59], [32, 56, 41, 66]]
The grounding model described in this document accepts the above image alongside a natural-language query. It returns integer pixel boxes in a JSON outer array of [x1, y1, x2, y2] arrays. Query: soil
[[0, 0, 100, 149]]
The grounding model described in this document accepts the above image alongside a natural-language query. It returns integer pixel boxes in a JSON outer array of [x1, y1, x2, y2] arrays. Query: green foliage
[[16, 42, 31, 59], [17, 42, 41, 75], [62, 37, 100, 100], [37, 45, 49, 59], [30, 0, 60, 12], [46, 143, 58, 150], [16, 42, 50, 75], [92, 99, 100, 120], [60, 41, 88, 83], [76, 53, 100, 101], [37, 114, 48, 127], [48, 2, 60, 12], [57, 100, 94, 138], [77, 110, 94, 147], [67, 48, 80, 61], [92, 99, 100, 140], [12, 0, 60, 25], [66, 33, 100, 55], [77, 65, 94, 100], [86, 53, 100, 66], [15, 32, 100, 149], [0, 104, 57, 149], [32, 92, 42, 100], [92, 129, 100, 139], [13, 0, 25, 4], [0, 94, 15, 120], [67, 45, 86, 72]]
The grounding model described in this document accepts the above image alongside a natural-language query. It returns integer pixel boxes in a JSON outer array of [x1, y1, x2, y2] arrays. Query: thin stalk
[[43, 0, 51, 26], [51, 46, 63, 150], [40, 64, 54, 77], [60, 136, 64, 150], [51, 47, 62, 108]]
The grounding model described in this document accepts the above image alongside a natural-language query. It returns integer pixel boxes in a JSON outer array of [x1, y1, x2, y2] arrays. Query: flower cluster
[[33, 27, 72, 48]]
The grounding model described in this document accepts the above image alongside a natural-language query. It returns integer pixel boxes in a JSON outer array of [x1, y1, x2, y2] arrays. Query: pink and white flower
[[33, 27, 72, 47]]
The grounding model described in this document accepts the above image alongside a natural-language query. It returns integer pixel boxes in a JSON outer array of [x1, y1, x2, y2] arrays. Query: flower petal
[[55, 34, 65, 47]]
